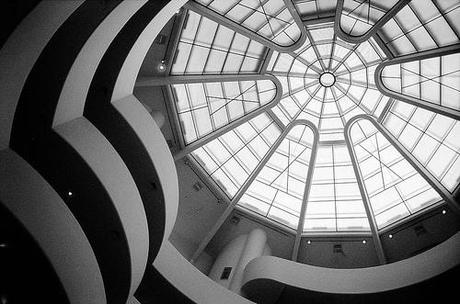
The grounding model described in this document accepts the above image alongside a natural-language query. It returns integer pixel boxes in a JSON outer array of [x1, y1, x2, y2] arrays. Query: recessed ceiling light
[[157, 60, 166, 72]]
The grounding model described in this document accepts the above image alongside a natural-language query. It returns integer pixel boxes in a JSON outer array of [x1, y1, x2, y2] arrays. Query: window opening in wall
[[220, 267, 232, 280]]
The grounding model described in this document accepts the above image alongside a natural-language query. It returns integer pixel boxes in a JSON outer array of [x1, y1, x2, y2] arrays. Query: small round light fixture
[[68, 191, 73, 197], [307, 240, 311, 244], [442, 209, 447, 214], [362, 240, 367, 244], [157, 60, 167, 72], [319, 72, 336, 87], [389, 234, 393, 239]]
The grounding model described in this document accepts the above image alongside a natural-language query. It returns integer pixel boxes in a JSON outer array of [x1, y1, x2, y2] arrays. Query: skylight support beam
[[345, 116, 387, 264], [289, 53, 324, 75], [267, 108, 286, 130], [375, 44, 460, 120], [190, 120, 315, 263], [292, 125, 319, 261], [305, 30, 327, 71], [282, 0, 310, 49], [302, 16, 335, 27], [185, 0, 307, 53], [136, 74, 276, 87], [372, 34, 394, 60], [260, 48, 274, 74], [164, 9, 188, 75], [377, 98, 394, 123], [334, 0, 411, 44], [165, 85, 187, 149], [172, 75, 283, 160]]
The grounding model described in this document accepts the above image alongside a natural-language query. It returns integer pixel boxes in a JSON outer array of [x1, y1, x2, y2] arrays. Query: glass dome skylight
[[166, 0, 460, 235], [267, 22, 389, 142]]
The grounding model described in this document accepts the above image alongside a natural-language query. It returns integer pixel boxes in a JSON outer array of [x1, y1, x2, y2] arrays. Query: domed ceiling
[[163, 0, 460, 235]]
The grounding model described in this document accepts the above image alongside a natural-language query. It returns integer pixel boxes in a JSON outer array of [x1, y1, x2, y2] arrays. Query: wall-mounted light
[[68, 191, 73, 197], [442, 210, 447, 215], [157, 60, 167, 72], [362, 240, 367, 244], [307, 240, 311, 244], [389, 234, 393, 239]]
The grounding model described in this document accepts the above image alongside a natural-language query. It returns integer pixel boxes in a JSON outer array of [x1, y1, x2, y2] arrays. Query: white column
[[229, 229, 269, 294]]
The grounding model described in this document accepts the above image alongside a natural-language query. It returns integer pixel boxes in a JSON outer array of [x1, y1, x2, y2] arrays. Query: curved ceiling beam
[[292, 123, 319, 261], [185, 0, 308, 53], [173, 74, 284, 159], [375, 44, 460, 120], [190, 120, 319, 263], [334, 0, 410, 45], [344, 115, 387, 264]]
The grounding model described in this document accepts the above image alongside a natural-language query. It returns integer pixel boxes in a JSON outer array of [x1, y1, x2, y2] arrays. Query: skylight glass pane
[[171, 10, 267, 75], [237, 124, 315, 229], [350, 118, 443, 229], [192, 113, 281, 198], [381, 53, 460, 111], [340, 0, 399, 38], [383, 101, 460, 192], [303, 143, 370, 232], [173, 79, 277, 144], [194, 0, 303, 47], [378, 0, 460, 56]]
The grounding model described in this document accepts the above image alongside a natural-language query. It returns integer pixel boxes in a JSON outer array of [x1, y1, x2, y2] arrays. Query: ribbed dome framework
[[268, 22, 389, 142], [167, 0, 460, 244]]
